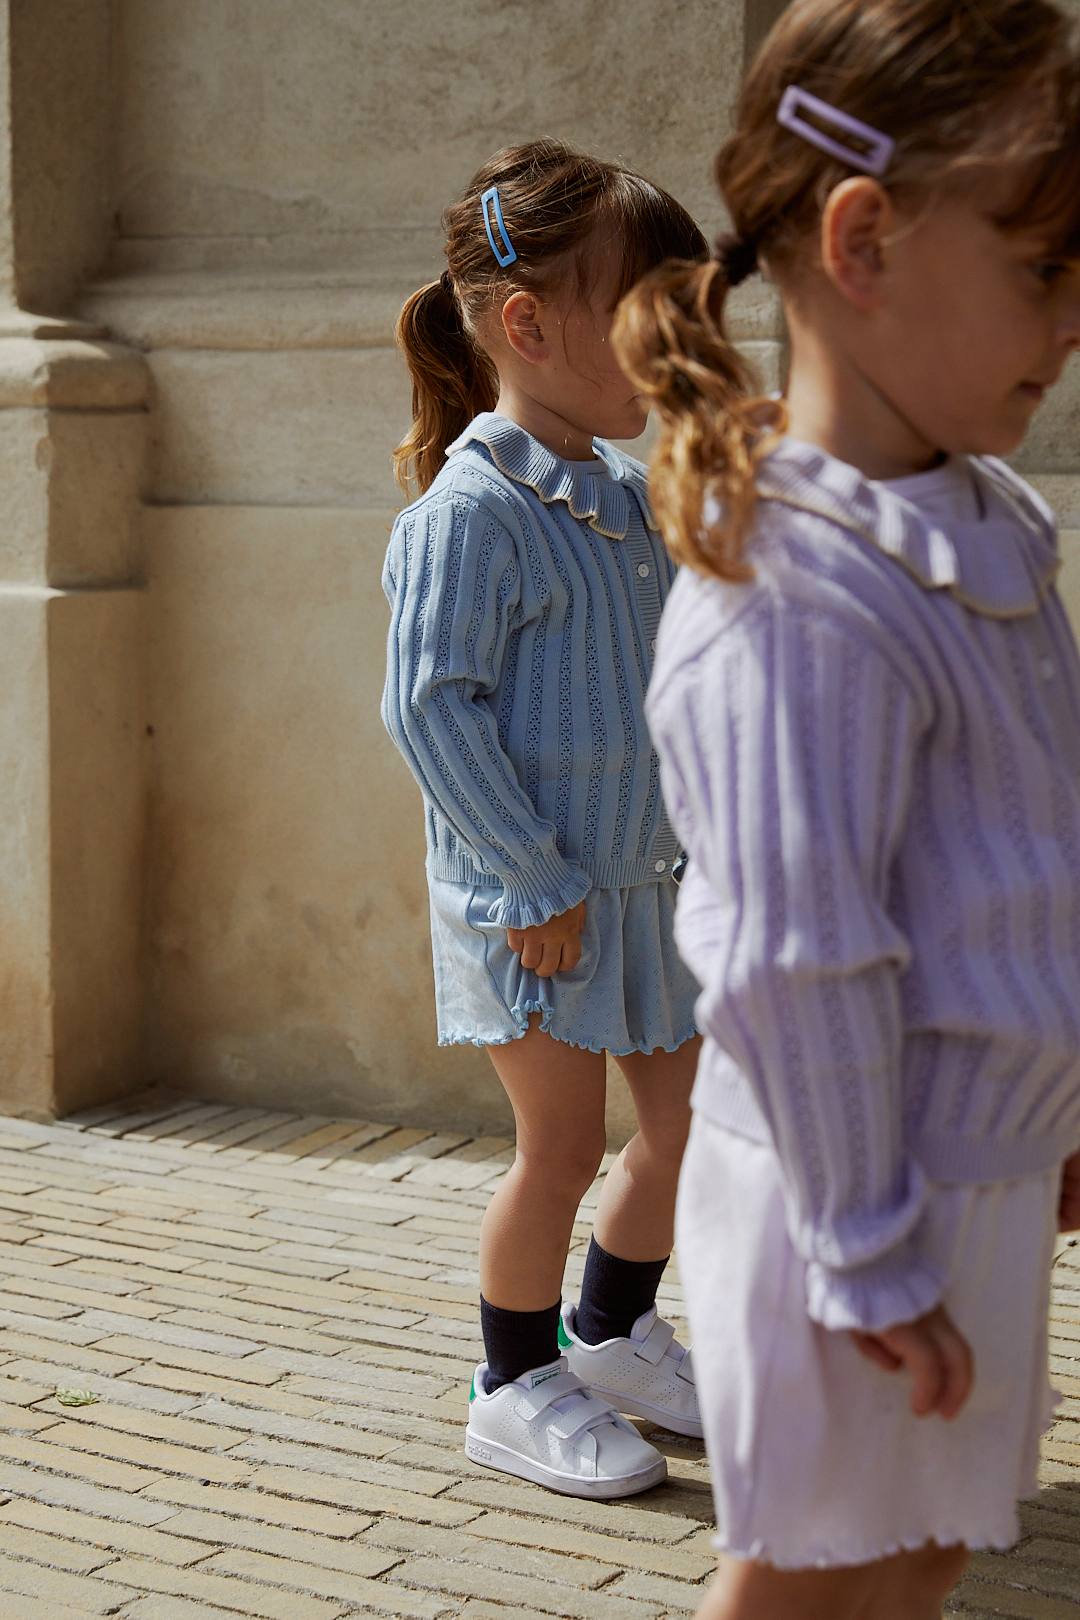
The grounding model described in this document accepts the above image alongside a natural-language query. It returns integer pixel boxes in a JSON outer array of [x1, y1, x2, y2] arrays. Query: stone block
[[47, 587, 146, 1115], [146, 347, 409, 507], [0, 593, 52, 1113], [115, 0, 746, 247], [140, 504, 491, 1120]]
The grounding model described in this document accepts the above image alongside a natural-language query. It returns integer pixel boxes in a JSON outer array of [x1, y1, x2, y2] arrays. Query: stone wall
[[72, 0, 776, 1139]]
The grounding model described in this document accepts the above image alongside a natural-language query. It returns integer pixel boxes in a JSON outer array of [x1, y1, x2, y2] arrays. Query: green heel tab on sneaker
[[557, 1317, 573, 1350], [469, 1373, 476, 1403]]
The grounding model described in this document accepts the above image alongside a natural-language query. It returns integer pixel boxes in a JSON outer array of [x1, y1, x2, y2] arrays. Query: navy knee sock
[[573, 1236, 669, 1345], [480, 1295, 561, 1392]]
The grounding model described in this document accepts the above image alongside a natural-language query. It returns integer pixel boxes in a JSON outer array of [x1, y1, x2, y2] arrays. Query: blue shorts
[[427, 876, 701, 1056]]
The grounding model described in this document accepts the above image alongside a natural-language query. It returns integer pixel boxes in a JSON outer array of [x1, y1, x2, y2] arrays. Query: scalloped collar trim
[[757, 440, 1060, 620], [446, 412, 657, 540]]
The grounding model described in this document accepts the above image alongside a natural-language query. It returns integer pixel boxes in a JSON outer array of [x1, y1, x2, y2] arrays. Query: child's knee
[[516, 1135, 606, 1201]]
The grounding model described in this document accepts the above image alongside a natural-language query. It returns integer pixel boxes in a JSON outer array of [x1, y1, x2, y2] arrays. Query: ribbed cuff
[[805, 1239, 946, 1334], [485, 859, 593, 931]]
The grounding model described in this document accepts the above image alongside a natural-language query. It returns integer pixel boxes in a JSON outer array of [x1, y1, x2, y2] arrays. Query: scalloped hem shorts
[[675, 1113, 1061, 1569], [427, 876, 701, 1056]]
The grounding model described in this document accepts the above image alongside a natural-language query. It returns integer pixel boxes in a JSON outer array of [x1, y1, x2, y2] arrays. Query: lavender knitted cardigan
[[647, 440, 1080, 1333]]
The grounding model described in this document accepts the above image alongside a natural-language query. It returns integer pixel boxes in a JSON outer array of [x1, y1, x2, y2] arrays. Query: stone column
[[0, 1, 149, 1119]]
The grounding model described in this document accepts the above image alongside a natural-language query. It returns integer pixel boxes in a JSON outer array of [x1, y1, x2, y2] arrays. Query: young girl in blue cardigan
[[382, 140, 706, 1498]]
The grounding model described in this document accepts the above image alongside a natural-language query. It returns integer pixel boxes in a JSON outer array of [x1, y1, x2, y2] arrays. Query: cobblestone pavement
[[0, 1094, 1076, 1619]]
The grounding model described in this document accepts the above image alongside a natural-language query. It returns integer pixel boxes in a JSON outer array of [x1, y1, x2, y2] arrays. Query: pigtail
[[613, 258, 783, 582], [392, 275, 498, 498]]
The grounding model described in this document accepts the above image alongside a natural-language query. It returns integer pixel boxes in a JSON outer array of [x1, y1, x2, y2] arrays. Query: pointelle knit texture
[[382, 413, 681, 931], [647, 439, 1080, 1333]]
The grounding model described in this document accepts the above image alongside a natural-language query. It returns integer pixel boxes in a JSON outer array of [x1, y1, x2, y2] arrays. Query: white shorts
[[675, 1113, 1060, 1569]]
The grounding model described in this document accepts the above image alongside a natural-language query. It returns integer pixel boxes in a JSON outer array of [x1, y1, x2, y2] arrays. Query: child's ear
[[820, 177, 892, 310], [501, 291, 548, 363]]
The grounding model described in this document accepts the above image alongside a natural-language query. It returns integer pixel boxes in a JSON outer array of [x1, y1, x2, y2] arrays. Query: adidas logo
[[530, 1367, 560, 1389]]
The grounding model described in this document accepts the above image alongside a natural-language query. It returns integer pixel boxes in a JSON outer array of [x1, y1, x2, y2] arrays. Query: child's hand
[[850, 1305, 974, 1420], [1059, 1150, 1080, 1232], [506, 901, 586, 978]]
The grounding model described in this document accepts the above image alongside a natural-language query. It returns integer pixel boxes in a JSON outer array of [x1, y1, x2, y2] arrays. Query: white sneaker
[[464, 1355, 667, 1499], [559, 1302, 703, 1439]]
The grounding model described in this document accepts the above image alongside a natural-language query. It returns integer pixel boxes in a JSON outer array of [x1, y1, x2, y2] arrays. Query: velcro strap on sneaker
[[547, 1394, 618, 1442], [634, 1316, 676, 1365], [675, 1348, 694, 1384], [515, 1371, 586, 1421]]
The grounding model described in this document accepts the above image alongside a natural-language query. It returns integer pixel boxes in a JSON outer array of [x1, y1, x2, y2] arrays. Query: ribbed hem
[[428, 842, 681, 908], [484, 861, 594, 932], [805, 1244, 946, 1333]]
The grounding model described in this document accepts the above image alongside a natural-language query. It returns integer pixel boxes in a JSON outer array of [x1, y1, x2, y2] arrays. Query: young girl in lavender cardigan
[[616, 0, 1080, 1614]]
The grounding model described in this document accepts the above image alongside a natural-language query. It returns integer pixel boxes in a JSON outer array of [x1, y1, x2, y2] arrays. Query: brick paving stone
[[0, 1516, 118, 1572], [0, 1552, 131, 1613], [0, 1460, 181, 1525], [88, 1334, 283, 1383], [0, 1373, 52, 1404], [198, 1544, 409, 1603], [1, 1096, 1077, 1620], [158, 1506, 389, 1574], [605, 1568, 711, 1608], [0, 1596, 104, 1619], [31, 1396, 250, 1450], [114, 1594, 247, 1620], [244, 1464, 482, 1526], [2, 1275, 168, 1320], [0, 1429, 161, 1490], [6, 1360, 201, 1415], [394, 1554, 664, 1618], [138, 1475, 375, 1535], [231, 1436, 458, 1493], [948, 1588, 1080, 1618], [254, 1345, 454, 1397], [99, 1554, 348, 1618], [365, 1516, 618, 1590], [444, 1473, 717, 1541], [121, 1361, 317, 1410], [449, 1510, 716, 1579], [0, 1398, 63, 1434], [458, 1606, 562, 1620], [21, 1417, 254, 1485], [0, 1496, 208, 1564], [180, 1397, 403, 1458]]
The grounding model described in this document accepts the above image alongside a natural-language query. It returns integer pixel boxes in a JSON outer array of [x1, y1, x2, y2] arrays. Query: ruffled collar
[[757, 439, 1060, 620], [446, 412, 657, 540]]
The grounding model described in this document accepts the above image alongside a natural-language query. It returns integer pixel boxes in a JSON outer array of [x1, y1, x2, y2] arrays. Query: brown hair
[[613, 0, 1080, 581], [393, 139, 707, 497]]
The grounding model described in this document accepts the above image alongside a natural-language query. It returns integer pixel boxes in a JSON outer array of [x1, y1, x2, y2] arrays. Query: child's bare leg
[[593, 1037, 701, 1260], [480, 1016, 607, 1309], [695, 1543, 970, 1620]]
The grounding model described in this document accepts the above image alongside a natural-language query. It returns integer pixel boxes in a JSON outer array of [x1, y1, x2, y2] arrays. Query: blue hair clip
[[481, 185, 517, 268]]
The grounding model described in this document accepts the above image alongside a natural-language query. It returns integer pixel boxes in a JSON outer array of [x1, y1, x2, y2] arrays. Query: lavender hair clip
[[777, 85, 895, 177]]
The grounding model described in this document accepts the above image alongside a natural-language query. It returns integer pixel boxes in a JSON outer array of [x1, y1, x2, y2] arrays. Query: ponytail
[[392, 275, 498, 498], [612, 258, 784, 582]]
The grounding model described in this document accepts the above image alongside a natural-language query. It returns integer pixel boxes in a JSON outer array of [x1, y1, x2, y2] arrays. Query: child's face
[[496, 239, 650, 448], [867, 192, 1080, 457], [548, 247, 651, 445]]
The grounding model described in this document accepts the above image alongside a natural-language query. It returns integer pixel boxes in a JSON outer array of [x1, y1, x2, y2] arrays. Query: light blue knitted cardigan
[[382, 413, 681, 930]]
